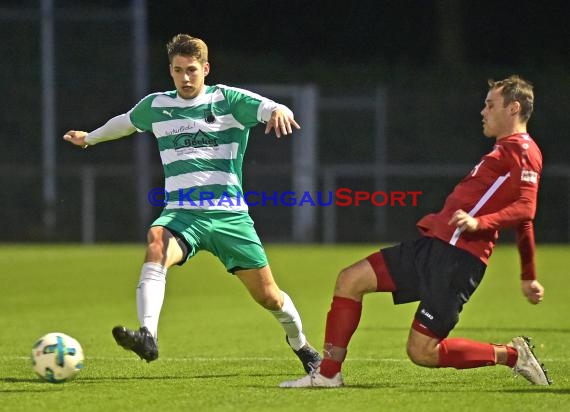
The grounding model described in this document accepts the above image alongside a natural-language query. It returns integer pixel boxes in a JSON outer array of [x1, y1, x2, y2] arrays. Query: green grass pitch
[[1, 244, 568, 411]]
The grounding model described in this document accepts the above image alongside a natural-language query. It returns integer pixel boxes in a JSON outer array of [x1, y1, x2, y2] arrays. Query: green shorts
[[151, 210, 268, 273]]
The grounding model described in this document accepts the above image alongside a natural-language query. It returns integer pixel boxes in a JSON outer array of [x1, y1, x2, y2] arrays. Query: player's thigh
[[145, 226, 185, 267], [235, 265, 283, 310], [378, 239, 425, 304], [209, 213, 269, 273], [414, 239, 486, 338], [149, 210, 209, 267]]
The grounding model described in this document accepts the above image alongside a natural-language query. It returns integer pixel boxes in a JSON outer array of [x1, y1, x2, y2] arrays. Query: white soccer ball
[[31, 332, 84, 383]]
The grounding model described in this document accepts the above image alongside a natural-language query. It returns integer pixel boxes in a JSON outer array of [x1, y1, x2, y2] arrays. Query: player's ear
[[203, 62, 210, 77], [510, 101, 521, 116]]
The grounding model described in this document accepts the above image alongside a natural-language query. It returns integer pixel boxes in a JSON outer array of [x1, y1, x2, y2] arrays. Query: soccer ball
[[31, 332, 84, 383]]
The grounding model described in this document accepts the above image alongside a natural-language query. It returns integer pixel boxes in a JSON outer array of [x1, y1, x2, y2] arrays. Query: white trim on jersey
[[258, 101, 293, 123], [160, 142, 240, 165], [449, 172, 511, 245], [217, 84, 266, 102], [164, 197, 249, 212], [150, 89, 224, 108], [165, 171, 240, 193]]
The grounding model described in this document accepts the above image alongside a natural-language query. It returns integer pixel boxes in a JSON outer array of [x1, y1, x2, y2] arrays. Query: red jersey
[[416, 133, 542, 280]]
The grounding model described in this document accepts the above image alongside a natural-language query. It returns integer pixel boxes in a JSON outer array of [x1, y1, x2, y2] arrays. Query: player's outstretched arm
[[63, 130, 89, 148], [522, 279, 544, 304], [63, 113, 137, 148], [264, 108, 300, 138]]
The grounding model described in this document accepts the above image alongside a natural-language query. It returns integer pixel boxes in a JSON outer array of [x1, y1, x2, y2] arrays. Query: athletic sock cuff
[[506, 345, 518, 368], [331, 296, 362, 309]]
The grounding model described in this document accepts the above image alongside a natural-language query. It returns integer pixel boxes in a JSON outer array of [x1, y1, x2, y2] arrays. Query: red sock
[[505, 345, 518, 367], [438, 338, 496, 369], [319, 296, 362, 378]]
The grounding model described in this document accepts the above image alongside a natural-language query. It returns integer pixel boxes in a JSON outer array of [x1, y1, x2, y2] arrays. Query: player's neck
[[495, 125, 527, 142]]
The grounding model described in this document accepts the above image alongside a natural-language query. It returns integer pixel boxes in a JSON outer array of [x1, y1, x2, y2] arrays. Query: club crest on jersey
[[173, 131, 219, 153], [204, 109, 216, 124]]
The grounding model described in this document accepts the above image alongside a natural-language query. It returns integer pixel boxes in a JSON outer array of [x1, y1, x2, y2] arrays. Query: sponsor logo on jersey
[[521, 169, 538, 183], [173, 131, 219, 151], [163, 124, 196, 136]]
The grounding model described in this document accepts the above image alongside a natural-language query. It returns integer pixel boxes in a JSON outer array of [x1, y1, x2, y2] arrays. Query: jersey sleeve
[[84, 113, 136, 145], [476, 140, 542, 230], [516, 220, 537, 280], [220, 85, 292, 128], [128, 94, 157, 132]]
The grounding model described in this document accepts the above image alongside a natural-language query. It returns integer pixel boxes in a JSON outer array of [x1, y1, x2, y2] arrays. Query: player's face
[[169, 55, 210, 99], [480, 87, 513, 139]]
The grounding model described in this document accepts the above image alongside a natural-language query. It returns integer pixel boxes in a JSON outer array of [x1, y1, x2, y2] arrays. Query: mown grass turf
[[1, 244, 568, 411]]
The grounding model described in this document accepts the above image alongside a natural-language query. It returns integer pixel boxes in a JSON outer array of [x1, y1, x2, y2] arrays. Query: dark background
[[149, 0, 569, 69], [1, 0, 569, 243]]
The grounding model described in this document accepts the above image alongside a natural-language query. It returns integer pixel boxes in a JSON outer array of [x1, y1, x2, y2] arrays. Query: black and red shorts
[[380, 236, 486, 339]]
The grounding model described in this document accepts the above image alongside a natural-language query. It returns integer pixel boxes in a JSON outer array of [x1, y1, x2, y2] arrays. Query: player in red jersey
[[280, 75, 552, 388]]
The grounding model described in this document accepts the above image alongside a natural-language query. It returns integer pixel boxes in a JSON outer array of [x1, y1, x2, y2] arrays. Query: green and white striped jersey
[[128, 85, 287, 213]]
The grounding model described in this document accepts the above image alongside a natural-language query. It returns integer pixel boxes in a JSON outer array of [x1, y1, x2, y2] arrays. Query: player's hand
[[265, 109, 300, 138], [63, 130, 89, 148], [522, 279, 544, 304], [448, 209, 479, 232]]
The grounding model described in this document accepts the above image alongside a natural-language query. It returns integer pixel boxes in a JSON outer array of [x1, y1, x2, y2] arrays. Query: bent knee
[[406, 345, 428, 366], [256, 294, 282, 311], [407, 345, 433, 366], [406, 342, 438, 367], [334, 265, 372, 298]]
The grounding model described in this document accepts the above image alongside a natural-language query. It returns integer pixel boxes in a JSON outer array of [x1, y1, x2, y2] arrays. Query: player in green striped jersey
[[64, 34, 321, 373]]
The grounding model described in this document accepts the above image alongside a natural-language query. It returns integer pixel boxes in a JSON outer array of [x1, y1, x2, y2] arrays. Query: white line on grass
[[6, 356, 569, 362], [10, 356, 406, 362]]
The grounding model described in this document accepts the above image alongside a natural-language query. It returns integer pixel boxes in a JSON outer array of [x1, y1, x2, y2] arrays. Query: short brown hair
[[166, 34, 208, 64], [488, 75, 534, 122]]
